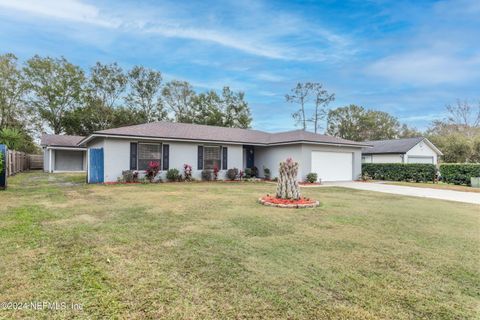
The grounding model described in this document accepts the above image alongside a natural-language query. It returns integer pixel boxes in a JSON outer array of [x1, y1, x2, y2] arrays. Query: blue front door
[[89, 148, 104, 183], [245, 146, 254, 168]]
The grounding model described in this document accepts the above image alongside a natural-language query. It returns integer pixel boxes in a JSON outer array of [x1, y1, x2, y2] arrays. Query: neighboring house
[[55, 122, 369, 183], [41, 135, 87, 173], [361, 137, 442, 165]]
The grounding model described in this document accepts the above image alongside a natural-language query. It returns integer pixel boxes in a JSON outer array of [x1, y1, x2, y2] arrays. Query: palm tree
[[0, 128, 24, 150]]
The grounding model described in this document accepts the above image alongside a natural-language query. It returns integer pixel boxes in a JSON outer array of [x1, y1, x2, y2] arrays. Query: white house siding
[[254, 144, 302, 180], [406, 141, 438, 164], [362, 155, 373, 163], [103, 138, 130, 182], [254, 143, 362, 181], [370, 154, 404, 163], [89, 137, 244, 182], [168, 141, 243, 180], [299, 144, 362, 181]]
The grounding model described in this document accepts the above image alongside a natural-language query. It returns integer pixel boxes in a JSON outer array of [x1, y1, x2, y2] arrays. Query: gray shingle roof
[[361, 137, 424, 154], [87, 122, 369, 147], [41, 134, 85, 147]]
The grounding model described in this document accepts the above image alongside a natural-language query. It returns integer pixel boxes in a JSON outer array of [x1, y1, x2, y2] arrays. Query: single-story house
[[361, 137, 442, 165], [69, 122, 371, 183], [41, 134, 87, 173]]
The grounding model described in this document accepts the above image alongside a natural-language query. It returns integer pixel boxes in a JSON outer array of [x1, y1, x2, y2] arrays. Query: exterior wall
[[370, 154, 404, 163], [406, 141, 438, 164], [254, 144, 302, 179], [86, 137, 363, 183], [299, 144, 362, 181], [362, 155, 372, 163], [88, 137, 244, 182], [169, 141, 243, 180], [255, 143, 362, 181], [103, 138, 130, 182]]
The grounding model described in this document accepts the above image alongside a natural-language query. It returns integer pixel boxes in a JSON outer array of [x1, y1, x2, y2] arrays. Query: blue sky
[[1, 0, 479, 132]]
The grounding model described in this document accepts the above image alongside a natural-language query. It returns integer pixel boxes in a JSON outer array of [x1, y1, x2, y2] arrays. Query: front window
[[138, 143, 161, 170], [204, 146, 221, 170]]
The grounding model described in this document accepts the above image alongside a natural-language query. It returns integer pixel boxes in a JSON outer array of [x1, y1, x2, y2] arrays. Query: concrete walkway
[[322, 181, 480, 205]]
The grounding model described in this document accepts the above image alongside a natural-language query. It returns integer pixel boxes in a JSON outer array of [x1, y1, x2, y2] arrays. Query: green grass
[[0, 172, 479, 319]]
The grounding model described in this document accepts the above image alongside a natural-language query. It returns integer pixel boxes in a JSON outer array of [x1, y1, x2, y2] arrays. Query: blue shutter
[[163, 144, 169, 170], [222, 147, 227, 170], [197, 146, 203, 170], [130, 143, 137, 170]]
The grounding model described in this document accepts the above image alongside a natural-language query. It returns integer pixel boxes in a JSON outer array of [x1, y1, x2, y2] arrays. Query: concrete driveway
[[323, 181, 480, 205]]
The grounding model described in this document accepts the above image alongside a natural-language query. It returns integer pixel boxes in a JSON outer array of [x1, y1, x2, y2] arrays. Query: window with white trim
[[138, 143, 162, 170], [204, 146, 221, 170]]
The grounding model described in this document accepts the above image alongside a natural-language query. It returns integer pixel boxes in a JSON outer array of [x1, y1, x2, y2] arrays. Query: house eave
[[45, 146, 87, 151], [79, 133, 370, 148]]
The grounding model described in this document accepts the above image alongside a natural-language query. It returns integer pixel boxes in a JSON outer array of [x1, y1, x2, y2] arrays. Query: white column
[[49, 149, 52, 172]]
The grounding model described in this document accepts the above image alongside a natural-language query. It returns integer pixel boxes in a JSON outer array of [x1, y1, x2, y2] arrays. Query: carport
[[44, 147, 87, 172], [41, 134, 87, 173]]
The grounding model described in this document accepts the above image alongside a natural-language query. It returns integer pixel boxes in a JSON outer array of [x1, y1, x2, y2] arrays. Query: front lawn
[[0, 172, 478, 319]]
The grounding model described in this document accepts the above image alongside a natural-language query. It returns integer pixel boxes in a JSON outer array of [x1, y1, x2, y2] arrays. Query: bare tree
[[446, 100, 480, 128], [309, 83, 335, 133], [286, 83, 313, 130]]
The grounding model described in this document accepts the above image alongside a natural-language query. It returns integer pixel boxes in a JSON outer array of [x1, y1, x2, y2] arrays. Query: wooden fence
[[5, 150, 43, 176]]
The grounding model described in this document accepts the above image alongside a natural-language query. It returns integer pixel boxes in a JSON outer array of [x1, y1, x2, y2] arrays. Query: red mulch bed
[[104, 182, 141, 185], [299, 182, 322, 186], [259, 195, 319, 208]]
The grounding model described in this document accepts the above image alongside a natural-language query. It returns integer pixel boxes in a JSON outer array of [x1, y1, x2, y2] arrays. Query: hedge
[[439, 163, 480, 185], [362, 163, 437, 182]]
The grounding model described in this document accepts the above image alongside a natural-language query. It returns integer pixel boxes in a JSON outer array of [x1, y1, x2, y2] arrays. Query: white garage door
[[407, 156, 434, 164], [311, 151, 353, 182]]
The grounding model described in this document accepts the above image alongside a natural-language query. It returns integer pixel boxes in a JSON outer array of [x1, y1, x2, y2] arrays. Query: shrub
[[122, 170, 138, 183], [213, 165, 219, 180], [244, 168, 252, 178], [183, 164, 192, 181], [439, 163, 480, 185], [145, 161, 160, 182], [361, 172, 372, 182], [166, 168, 181, 181], [238, 170, 244, 180], [252, 166, 259, 177], [362, 163, 436, 183], [201, 169, 213, 181], [306, 172, 318, 183], [263, 167, 271, 180], [226, 168, 238, 180]]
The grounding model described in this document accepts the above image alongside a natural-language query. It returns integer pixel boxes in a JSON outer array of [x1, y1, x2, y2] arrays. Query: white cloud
[[0, 0, 117, 27], [0, 0, 353, 62], [367, 51, 480, 85], [255, 72, 286, 82]]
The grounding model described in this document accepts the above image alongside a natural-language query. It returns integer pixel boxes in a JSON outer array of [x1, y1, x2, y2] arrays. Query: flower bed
[[258, 195, 319, 209], [298, 182, 322, 186]]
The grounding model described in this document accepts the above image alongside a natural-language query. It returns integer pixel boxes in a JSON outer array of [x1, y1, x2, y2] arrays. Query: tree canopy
[[326, 105, 401, 141]]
